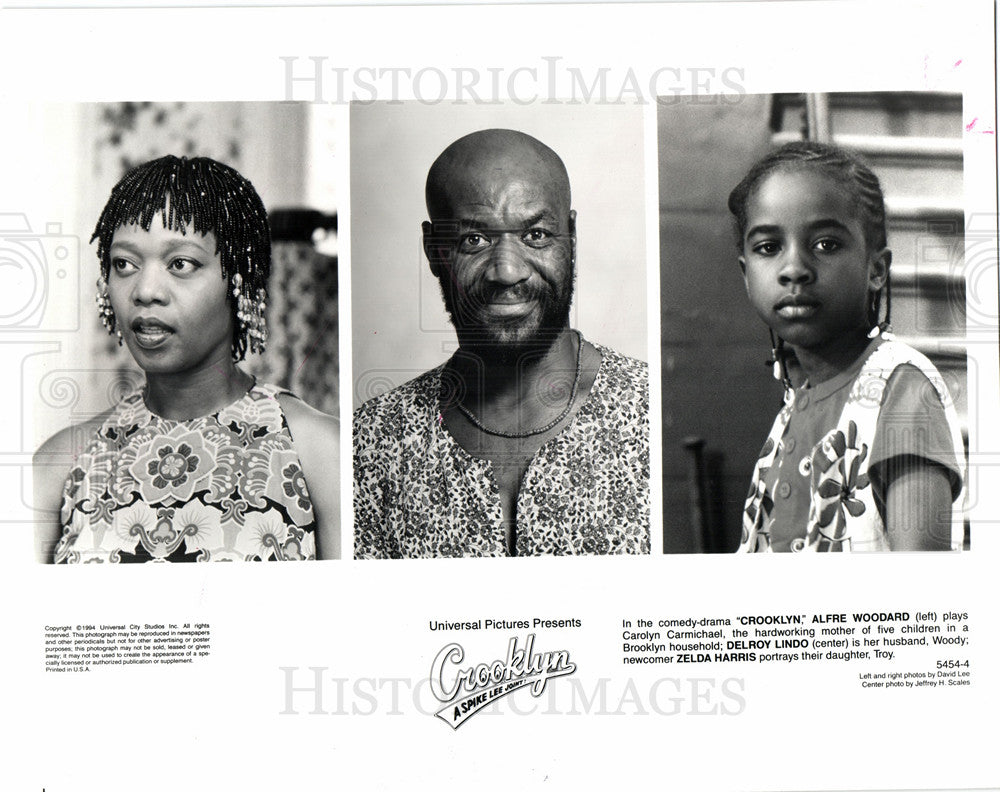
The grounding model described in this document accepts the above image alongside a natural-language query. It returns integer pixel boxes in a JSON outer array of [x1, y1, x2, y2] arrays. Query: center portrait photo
[[349, 101, 651, 559]]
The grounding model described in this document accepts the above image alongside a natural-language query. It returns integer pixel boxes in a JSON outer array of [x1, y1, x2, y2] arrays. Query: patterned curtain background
[[84, 102, 339, 417], [253, 212, 339, 414]]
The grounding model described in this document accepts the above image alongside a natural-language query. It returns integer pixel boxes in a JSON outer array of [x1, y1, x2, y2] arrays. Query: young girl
[[729, 141, 965, 552], [33, 155, 339, 562]]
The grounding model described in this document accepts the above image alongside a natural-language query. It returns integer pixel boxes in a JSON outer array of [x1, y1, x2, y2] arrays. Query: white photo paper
[[1, 1, 997, 790]]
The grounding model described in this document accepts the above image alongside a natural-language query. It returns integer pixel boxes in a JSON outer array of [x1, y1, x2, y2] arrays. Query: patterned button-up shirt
[[353, 343, 649, 558]]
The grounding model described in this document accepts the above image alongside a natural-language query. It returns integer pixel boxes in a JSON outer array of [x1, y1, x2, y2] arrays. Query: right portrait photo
[[660, 92, 968, 554]]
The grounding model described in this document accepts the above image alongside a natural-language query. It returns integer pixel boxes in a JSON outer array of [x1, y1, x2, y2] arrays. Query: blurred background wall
[[660, 92, 966, 553]]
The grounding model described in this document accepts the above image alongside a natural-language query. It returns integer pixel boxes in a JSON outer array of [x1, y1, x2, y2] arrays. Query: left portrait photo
[[24, 102, 342, 563]]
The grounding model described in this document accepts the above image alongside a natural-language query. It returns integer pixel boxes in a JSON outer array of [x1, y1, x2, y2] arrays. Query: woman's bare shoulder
[[34, 408, 115, 463], [278, 393, 340, 431], [277, 393, 339, 438]]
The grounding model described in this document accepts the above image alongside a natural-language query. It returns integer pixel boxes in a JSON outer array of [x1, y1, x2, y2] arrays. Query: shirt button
[[790, 537, 806, 552], [778, 482, 791, 499], [785, 438, 796, 453], [798, 456, 812, 477], [797, 394, 810, 411]]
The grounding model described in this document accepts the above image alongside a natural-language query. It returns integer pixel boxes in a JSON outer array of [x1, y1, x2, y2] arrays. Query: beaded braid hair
[[92, 155, 270, 361], [727, 140, 891, 331]]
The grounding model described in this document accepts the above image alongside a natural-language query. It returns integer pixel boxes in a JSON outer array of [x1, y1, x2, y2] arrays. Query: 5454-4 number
[[936, 659, 970, 669]]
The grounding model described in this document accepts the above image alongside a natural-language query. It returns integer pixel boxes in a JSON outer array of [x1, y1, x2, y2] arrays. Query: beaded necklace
[[454, 331, 584, 439]]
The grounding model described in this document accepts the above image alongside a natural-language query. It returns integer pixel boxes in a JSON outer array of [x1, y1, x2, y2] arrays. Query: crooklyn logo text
[[430, 633, 576, 729]]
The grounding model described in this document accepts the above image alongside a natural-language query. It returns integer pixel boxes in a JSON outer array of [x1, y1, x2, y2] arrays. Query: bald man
[[354, 129, 649, 558]]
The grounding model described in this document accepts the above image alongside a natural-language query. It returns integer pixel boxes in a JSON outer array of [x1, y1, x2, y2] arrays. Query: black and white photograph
[[2, 2, 998, 791], [25, 102, 342, 562], [350, 101, 650, 558], [659, 93, 970, 554]]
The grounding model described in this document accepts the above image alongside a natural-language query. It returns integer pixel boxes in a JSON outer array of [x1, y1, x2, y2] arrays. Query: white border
[[1, 2, 997, 791]]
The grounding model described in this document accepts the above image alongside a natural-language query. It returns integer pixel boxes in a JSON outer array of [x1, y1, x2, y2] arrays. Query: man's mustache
[[468, 283, 551, 306]]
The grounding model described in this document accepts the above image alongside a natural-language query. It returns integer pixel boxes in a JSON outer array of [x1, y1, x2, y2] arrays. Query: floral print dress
[[54, 382, 317, 563], [739, 338, 965, 552]]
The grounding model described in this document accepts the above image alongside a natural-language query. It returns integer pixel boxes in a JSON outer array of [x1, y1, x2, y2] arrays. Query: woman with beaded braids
[[33, 155, 339, 562], [731, 141, 965, 552]]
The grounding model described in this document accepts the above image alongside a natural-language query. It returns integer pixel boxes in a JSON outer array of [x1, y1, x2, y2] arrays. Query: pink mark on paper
[[967, 118, 996, 135], [923, 55, 964, 88]]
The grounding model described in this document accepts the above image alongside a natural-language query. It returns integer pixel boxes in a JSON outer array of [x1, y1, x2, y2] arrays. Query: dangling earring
[[231, 272, 268, 356], [866, 289, 880, 338], [867, 279, 892, 339], [95, 276, 121, 345], [768, 329, 793, 392], [880, 277, 892, 336]]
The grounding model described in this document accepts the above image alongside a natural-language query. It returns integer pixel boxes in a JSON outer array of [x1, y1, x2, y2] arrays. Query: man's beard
[[438, 269, 574, 366]]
